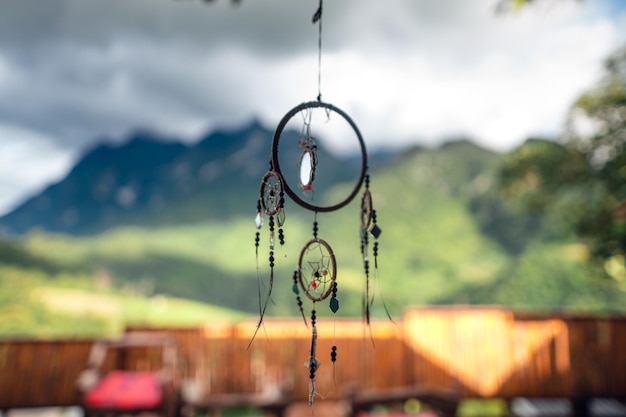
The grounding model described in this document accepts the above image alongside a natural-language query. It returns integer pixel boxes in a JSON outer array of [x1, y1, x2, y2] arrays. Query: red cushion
[[84, 371, 163, 409]]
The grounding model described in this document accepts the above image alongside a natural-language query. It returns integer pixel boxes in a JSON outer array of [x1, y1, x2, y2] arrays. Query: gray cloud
[[0, 0, 625, 214], [0, 0, 332, 148]]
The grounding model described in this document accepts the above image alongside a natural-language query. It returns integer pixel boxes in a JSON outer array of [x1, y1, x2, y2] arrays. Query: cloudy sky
[[1, 0, 625, 216]]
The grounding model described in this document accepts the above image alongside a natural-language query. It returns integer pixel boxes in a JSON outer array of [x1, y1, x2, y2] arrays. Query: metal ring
[[271, 101, 368, 212], [259, 170, 283, 216], [298, 238, 337, 302]]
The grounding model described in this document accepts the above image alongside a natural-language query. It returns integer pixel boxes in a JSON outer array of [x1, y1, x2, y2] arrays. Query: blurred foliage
[[567, 45, 626, 190], [440, 242, 626, 311], [0, 237, 63, 274], [458, 399, 509, 417], [0, 237, 247, 338], [495, 139, 606, 247], [496, 44, 626, 267], [0, 263, 111, 337]]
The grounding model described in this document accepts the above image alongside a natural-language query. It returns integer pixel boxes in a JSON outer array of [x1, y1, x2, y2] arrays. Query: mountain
[[0, 137, 511, 318], [3, 132, 625, 336], [0, 120, 384, 235]]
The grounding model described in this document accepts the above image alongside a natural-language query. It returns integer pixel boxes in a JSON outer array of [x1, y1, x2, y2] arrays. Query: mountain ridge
[[0, 119, 406, 235]]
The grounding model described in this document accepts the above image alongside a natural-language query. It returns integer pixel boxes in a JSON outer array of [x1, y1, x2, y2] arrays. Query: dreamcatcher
[[252, 168, 285, 345], [252, 0, 385, 406]]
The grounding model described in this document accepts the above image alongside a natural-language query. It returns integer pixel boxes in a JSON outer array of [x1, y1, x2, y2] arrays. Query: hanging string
[[371, 212, 394, 323], [331, 316, 338, 387], [293, 269, 308, 326], [307, 308, 319, 406], [254, 200, 262, 317], [312, 0, 323, 101]]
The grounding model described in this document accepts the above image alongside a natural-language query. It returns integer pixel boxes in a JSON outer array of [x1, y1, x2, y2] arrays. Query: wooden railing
[[0, 337, 175, 409], [1, 307, 626, 410], [0, 339, 94, 408]]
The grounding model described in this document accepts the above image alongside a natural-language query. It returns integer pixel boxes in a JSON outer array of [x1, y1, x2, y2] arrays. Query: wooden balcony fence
[[1, 307, 626, 411]]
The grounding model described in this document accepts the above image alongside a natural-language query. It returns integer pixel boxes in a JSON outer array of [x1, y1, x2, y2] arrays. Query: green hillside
[[0, 265, 249, 339], [2, 140, 625, 337]]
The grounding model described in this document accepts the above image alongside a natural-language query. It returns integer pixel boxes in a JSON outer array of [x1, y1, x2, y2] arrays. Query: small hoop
[[298, 238, 337, 302], [271, 101, 368, 212], [259, 170, 284, 216]]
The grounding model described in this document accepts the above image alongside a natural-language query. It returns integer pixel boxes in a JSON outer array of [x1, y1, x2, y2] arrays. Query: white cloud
[[312, 0, 623, 152], [0, 125, 74, 215]]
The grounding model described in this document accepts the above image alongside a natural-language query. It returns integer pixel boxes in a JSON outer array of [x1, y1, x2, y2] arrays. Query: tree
[[564, 45, 626, 260], [497, 44, 626, 268], [566, 45, 626, 192]]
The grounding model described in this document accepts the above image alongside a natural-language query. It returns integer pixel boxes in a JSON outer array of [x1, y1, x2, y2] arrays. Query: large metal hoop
[[271, 101, 368, 212]]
